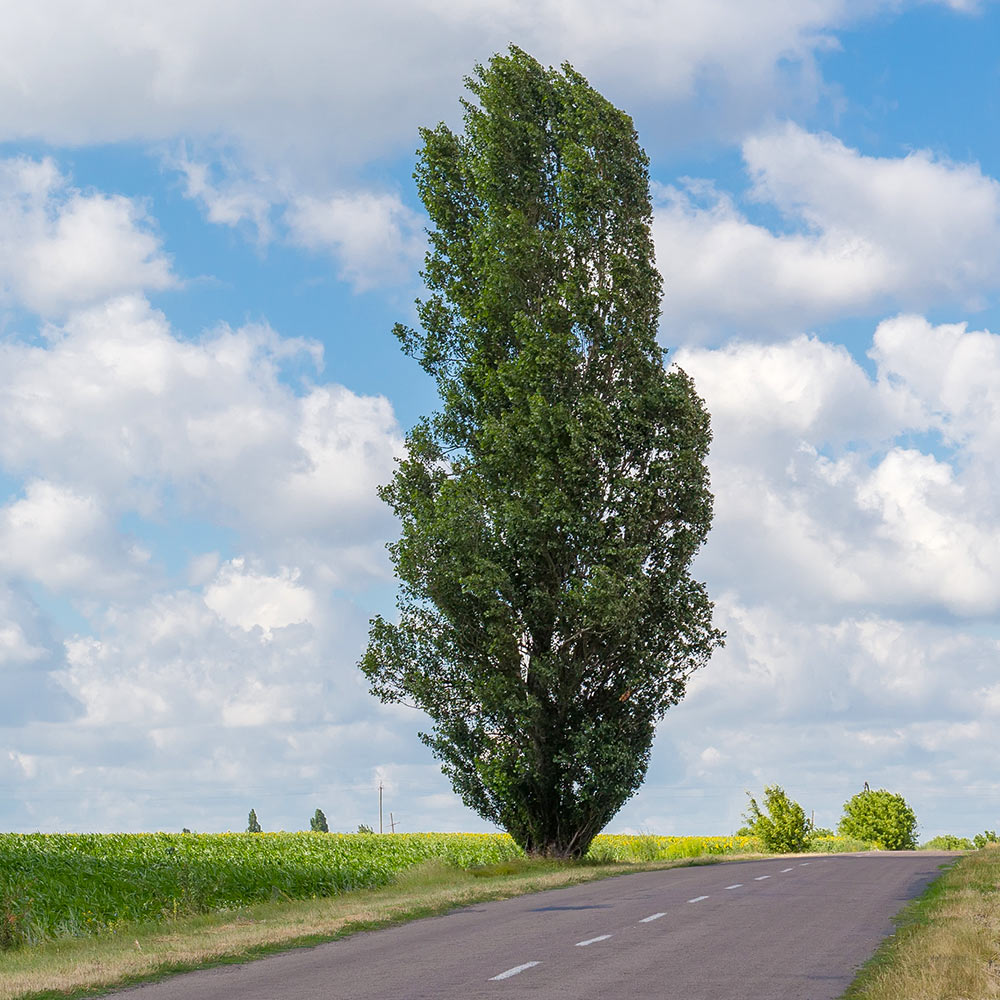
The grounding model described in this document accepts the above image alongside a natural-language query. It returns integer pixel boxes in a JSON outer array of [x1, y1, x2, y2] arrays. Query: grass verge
[[840, 845, 1000, 1000], [0, 853, 754, 1000]]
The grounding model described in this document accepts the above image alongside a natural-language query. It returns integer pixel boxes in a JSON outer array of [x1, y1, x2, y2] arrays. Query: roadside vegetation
[[1, 831, 776, 952], [841, 844, 1000, 1000], [0, 849, 767, 1000]]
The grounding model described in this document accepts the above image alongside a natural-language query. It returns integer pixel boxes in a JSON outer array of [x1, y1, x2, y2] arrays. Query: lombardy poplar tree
[[361, 46, 723, 858]]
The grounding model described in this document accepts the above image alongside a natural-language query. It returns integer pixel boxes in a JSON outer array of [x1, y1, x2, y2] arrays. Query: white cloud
[[204, 559, 316, 635], [676, 315, 1000, 617], [0, 1, 968, 175], [0, 481, 151, 597], [0, 294, 402, 583], [0, 157, 174, 315], [285, 192, 425, 291], [655, 125, 1000, 337]]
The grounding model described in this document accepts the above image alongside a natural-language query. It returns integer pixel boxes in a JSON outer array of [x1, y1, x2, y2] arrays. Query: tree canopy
[[838, 789, 917, 850], [361, 46, 723, 858]]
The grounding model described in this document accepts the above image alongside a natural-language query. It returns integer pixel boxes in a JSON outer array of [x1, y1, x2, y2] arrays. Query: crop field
[[0, 830, 868, 949]]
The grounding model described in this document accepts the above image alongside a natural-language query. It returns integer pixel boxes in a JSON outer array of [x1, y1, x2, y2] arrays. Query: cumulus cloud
[[174, 152, 274, 241], [0, 294, 402, 580], [285, 192, 425, 291], [675, 319, 1000, 617], [0, 480, 152, 598], [0, 157, 174, 315], [655, 125, 1000, 337], [203, 559, 316, 635], [0, 1, 970, 175]]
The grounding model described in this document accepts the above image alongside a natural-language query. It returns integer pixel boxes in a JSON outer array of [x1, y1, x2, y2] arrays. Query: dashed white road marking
[[780, 867, 794, 872], [490, 962, 540, 981], [725, 883, 743, 889], [799, 862, 811, 866], [688, 895, 709, 903], [754, 875, 771, 881], [640, 912, 666, 923], [576, 935, 612, 947]]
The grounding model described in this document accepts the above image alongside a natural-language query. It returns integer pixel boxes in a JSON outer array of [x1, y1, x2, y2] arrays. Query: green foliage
[[838, 789, 917, 850], [921, 834, 974, 850], [585, 834, 758, 862], [973, 830, 999, 849], [357, 824, 374, 834], [246, 809, 262, 834], [0, 832, 522, 948], [309, 809, 329, 833], [744, 786, 812, 853], [360, 45, 722, 860], [810, 827, 835, 838]]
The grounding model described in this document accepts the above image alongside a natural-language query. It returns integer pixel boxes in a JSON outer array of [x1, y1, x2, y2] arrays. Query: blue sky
[[2, 0, 1000, 840]]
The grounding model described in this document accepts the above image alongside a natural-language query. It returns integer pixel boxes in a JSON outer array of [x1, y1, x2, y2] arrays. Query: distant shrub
[[357, 824, 375, 834], [310, 809, 329, 833], [838, 789, 917, 850], [973, 830, 999, 849], [920, 835, 973, 851], [744, 786, 811, 853], [246, 809, 262, 834], [810, 827, 834, 838], [807, 835, 873, 853]]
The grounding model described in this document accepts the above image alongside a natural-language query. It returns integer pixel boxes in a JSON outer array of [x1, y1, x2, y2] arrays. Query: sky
[[2, 0, 999, 841]]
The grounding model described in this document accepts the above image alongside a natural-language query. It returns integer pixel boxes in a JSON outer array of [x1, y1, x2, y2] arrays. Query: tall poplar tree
[[361, 46, 723, 858]]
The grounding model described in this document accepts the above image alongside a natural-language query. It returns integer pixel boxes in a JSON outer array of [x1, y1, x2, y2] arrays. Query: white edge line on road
[[688, 895, 709, 903], [490, 962, 540, 981], [725, 884, 742, 889], [780, 867, 794, 872], [640, 912, 666, 923], [754, 876, 770, 880], [576, 935, 612, 947]]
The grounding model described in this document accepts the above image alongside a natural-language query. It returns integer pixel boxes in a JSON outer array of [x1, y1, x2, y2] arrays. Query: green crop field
[[0, 830, 868, 950]]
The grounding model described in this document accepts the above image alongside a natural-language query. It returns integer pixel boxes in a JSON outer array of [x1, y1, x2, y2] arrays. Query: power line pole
[[389, 812, 397, 833], [379, 782, 383, 835]]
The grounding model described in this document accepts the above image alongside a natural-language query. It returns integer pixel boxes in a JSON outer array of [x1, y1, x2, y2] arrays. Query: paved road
[[117, 852, 952, 1000]]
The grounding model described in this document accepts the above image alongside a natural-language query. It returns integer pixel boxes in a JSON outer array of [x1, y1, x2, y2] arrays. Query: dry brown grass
[[0, 854, 733, 1000], [842, 845, 1000, 1000]]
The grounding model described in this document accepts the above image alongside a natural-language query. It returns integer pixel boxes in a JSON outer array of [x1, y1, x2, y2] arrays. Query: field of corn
[[0, 830, 867, 949]]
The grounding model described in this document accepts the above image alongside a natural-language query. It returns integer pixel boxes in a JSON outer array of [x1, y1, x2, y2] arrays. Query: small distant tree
[[357, 823, 375, 834], [744, 785, 812, 853], [310, 809, 329, 833], [838, 789, 917, 850], [246, 809, 262, 834], [973, 830, 999, 849]]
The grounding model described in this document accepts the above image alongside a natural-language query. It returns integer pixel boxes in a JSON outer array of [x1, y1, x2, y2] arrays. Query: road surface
[[116, 851, 952, 1000]]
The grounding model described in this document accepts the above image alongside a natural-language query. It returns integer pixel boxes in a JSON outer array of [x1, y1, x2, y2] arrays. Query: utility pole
[[379, 782, 383, 834], [389, 812, 397, 833]]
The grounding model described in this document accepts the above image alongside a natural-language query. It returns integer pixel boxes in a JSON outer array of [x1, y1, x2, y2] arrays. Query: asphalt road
[[116, 852, 952, 1000]]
